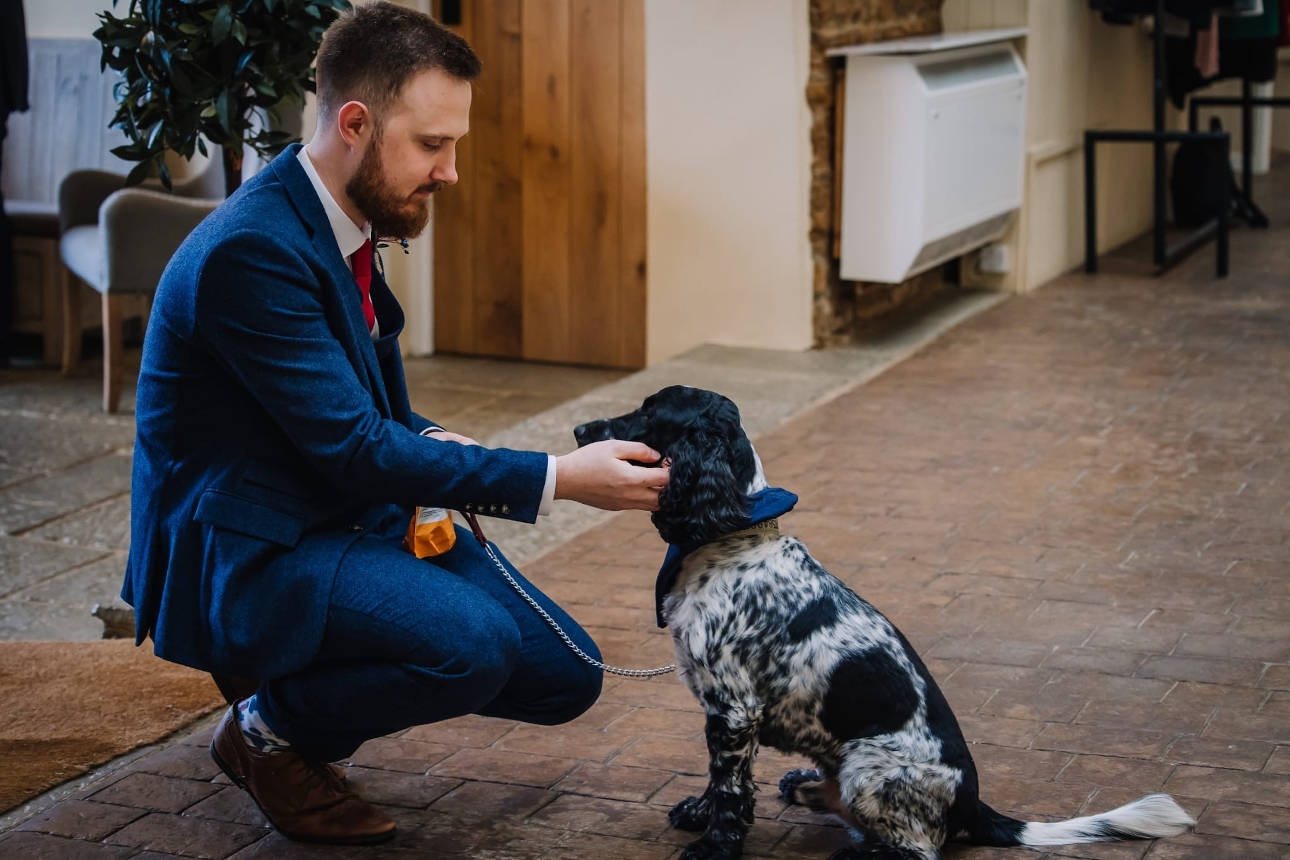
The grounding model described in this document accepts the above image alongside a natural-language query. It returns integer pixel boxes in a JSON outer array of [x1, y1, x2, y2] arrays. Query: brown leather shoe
[[210, 704, 395, 845]]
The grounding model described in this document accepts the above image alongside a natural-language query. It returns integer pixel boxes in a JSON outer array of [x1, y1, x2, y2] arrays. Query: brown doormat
[[0, 640, 224, 813]]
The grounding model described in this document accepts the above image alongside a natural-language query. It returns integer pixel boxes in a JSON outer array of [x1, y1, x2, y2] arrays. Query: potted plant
[[94, 0, 350, 197]]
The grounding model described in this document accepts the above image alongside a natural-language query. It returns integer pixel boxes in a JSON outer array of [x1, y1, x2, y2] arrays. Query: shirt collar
[[296, 146, 370, 261]]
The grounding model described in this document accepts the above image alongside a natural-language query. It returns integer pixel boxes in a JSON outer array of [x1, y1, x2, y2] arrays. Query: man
[[125, 2, 667, 845], [0, 0, 29, 367]]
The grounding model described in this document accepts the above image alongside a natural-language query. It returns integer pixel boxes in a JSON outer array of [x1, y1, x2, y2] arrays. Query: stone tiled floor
[[0, 353, 624, 641], [5, 179, 1290, 857]]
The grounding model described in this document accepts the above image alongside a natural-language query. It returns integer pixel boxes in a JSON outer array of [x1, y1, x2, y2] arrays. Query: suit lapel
[[272, 146, 391, 417]]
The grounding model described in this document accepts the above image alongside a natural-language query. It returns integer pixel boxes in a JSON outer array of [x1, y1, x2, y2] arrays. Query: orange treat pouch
[[404, 506, 457, 558]]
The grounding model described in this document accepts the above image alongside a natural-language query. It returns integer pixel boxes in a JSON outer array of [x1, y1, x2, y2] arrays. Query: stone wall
[[808, 0, 945, 346]]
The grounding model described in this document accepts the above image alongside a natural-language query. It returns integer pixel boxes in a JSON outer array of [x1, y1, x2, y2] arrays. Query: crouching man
[[124, 2, 667, 844]]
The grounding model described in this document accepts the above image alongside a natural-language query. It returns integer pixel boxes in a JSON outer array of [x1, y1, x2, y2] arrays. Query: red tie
[[352, 238, 376, 333]]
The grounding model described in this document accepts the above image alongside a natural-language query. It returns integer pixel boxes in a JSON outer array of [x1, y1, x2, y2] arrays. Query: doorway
[[432, 0, 646, 368]]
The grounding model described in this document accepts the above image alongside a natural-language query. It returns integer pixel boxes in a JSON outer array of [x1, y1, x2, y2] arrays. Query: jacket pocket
[[194, 489, 306, 547]]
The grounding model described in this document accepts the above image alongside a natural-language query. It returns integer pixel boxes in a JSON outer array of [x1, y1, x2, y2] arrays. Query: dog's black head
[[574, 386, 763, 548]]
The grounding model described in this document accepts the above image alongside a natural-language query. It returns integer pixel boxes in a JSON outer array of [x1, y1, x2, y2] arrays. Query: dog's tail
[[965, 794, 1194, 847]]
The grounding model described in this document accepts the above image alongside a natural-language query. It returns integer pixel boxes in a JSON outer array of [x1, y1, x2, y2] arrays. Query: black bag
[[1170, 117, 1234, 229]]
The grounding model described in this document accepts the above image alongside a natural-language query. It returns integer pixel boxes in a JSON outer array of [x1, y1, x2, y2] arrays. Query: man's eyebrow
[[419, 133, 456, 143]]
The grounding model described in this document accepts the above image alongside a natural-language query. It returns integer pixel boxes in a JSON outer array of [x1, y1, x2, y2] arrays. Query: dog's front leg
[[675, 710, 759, 860]]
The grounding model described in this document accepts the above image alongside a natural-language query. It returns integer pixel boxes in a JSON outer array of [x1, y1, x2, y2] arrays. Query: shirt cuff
[[538, 455, 557, 517]]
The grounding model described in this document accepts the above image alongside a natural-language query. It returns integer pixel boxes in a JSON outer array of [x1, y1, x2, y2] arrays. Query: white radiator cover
[[833, 31, 1028, 284]]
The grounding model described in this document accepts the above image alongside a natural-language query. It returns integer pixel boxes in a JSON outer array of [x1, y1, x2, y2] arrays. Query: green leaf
[[142, 0, 163, 26], [211, 4, 233, 43], [215, 89, 232, 133], [168, 61, 192, 94], [232, 19, 247, 44], [200, 104, 217, 118], [125, 158, 153, 187], [178, 23, 201, 34], [158, 160, 173, 191], [111, 141, 147, 160]]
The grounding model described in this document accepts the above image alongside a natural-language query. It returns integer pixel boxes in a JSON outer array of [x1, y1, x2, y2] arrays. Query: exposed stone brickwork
[[808, 0, 946, 346]]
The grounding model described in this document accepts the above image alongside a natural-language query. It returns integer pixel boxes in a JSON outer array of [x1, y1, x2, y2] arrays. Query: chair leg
[[102, 293, 123, 414], [62, 269, 82, 375], [39, 245, 64, 369]]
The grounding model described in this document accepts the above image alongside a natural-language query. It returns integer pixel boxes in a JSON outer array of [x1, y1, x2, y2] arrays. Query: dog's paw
[[669, 795, 713, 832], [778, 767, 823, 803], [679, 836, 743, 860]]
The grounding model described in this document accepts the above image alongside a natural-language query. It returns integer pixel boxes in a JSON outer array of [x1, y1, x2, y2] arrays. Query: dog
[[573, 385, 1194, 860]]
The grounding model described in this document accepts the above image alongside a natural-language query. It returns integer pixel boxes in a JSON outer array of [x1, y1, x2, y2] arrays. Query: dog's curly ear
[[653, 431, 748, 548]]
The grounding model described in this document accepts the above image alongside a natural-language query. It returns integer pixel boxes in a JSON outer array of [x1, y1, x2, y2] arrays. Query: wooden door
[[433, 0, 646, 368]]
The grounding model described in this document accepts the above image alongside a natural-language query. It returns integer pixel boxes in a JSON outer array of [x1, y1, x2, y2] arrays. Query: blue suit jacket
[[124, 145, 548, 679]]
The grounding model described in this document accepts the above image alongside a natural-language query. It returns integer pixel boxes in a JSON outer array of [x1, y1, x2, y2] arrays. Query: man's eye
[[423, 142, 442, 152]]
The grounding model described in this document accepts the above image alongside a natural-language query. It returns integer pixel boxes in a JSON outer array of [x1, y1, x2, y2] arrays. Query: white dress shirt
[[296, 147, 557, 516]]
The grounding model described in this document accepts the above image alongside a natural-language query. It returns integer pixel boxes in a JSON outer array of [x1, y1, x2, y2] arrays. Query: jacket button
[[502, 505, 510, 515], [490, 504, 497, 513], [349, 524, 364, 533], [464, 503, 473, 511]]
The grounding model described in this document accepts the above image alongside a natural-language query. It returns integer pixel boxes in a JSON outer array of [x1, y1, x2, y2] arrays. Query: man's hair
[[315, 1, 481, 126]]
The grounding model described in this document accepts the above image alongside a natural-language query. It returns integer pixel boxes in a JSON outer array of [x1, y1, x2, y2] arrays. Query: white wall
[[644, 0, 814, 364], [23, 0, 107, 39], [945, 0, 1165, 293], [1274, 51, 1290, 152]]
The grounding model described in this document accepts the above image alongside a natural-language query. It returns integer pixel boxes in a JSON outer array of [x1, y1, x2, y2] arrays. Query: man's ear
[[652, 432, 748, 548], [336, 100, 375, 149]]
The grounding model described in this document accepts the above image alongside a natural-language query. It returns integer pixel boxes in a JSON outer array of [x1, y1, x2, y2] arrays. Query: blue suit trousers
[[256, 513, 603, 762]]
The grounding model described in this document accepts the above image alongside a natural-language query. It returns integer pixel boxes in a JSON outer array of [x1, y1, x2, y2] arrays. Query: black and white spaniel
[[573, 385, 1193, 860]]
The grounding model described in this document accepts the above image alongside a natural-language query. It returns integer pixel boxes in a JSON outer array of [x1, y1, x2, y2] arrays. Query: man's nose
[[433, 155, 458, 187]]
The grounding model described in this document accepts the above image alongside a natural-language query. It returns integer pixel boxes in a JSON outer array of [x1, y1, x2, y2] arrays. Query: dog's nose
[[573, 421, 600, 447]]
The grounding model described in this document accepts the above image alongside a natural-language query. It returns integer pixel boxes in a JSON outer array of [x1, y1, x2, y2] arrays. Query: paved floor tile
[[0, 830, 137, 858], [103, 812, 265, 858], [548, 762, 676, 803], [14, 799, 146, 841], [88, 773, 222, 815]]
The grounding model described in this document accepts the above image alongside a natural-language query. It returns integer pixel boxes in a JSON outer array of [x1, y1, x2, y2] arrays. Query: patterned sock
[[235, 695, 292, 754]]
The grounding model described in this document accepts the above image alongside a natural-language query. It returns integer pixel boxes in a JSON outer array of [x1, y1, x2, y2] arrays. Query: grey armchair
[[58, 163, 222, 412]]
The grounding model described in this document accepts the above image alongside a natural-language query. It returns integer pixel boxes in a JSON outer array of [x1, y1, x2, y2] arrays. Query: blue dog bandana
[[654, 487, 798, 628]]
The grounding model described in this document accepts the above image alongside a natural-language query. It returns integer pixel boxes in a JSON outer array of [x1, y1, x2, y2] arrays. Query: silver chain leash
[[467, 514, 676, 678]]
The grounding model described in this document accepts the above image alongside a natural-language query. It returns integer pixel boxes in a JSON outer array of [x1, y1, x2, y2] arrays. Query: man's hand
[[555, 440, 669, 511], [424, 429, 479, 446]]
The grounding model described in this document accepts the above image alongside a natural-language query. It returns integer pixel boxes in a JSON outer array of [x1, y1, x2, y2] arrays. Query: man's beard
[[345, 140, 443, 240]]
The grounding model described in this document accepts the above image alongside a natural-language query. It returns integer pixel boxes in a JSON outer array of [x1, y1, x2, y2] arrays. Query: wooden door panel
[[432, 1, 476, 355], [469, 0, 523, 357], [567, 0, 621, 368], [435, 0, 645, 368], [618, 0, 648, 368], [519, 0, 572, 363]]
